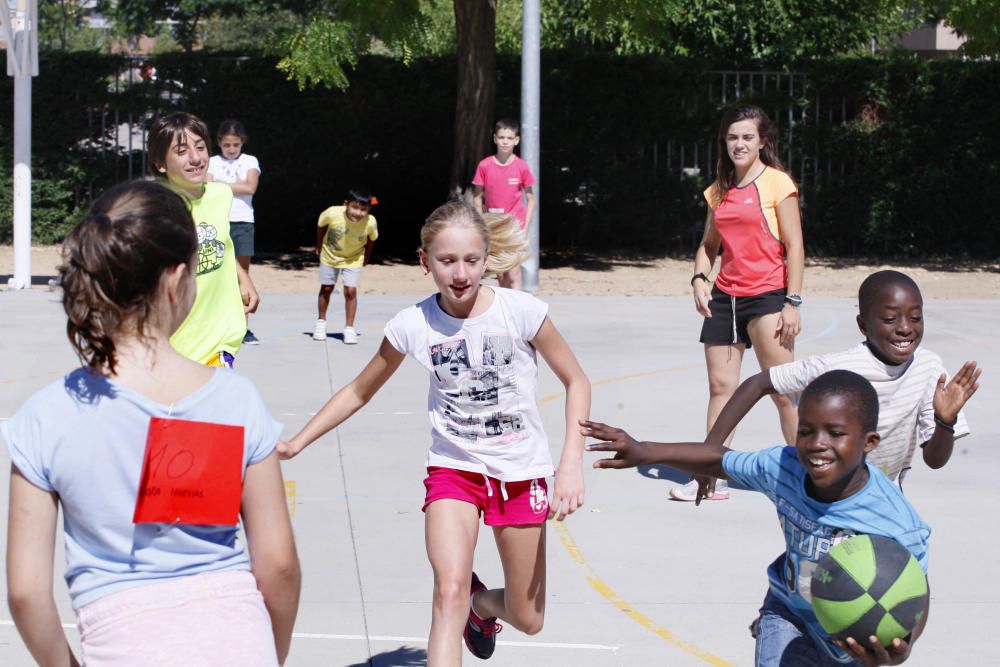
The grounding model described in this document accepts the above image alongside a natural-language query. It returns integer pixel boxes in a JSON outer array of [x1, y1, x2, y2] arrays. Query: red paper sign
[[132, 417, 244, 526]]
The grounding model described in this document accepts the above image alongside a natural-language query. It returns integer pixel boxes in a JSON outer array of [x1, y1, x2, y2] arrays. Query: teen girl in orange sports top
[[671, 105, 804, 502]]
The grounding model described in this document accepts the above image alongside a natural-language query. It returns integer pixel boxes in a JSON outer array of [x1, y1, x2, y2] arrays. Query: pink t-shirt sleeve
[[472, 159, 488, 187], [520, 160, 536, 187]]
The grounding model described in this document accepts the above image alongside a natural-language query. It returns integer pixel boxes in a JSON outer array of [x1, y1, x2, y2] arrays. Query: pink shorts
[[423, 466, 549, 526], [76, 569, 278, 666]]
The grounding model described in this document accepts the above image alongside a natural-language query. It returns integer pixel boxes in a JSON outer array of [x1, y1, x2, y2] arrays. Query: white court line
[[293, 632, 618, 650], [0, 621, 617, 652], [273, 411, 416, 416]]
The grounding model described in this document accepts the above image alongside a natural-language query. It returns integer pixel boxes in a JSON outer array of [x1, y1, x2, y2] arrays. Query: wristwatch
[[784, 294, 803, 308], [690, 272, 710, 287]]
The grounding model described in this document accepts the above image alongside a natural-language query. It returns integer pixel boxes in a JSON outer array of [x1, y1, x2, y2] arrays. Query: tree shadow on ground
[[806, 257, 1000, 273], [637, 464, 689, 485], [346, 645, 427, 667], [637, 464, 752, 498], [540, 249, 663, 272], [254, 248, 669, 273], [254, 249, 418, 270], [0, 274, 59, 287]]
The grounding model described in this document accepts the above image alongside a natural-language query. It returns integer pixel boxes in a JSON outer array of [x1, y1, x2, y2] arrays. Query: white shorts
[[319, 265, 362, 287], [76, 570, 277, 666]]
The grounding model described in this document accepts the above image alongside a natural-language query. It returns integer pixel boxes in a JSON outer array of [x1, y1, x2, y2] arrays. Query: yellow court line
[[284, 480, 297, 518], [553, 521, 734, 667], [543, 362, 733, 665]]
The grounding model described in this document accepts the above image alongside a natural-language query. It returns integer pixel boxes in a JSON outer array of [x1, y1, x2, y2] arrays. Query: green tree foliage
[[39, 1, 104, 51], [934, 0, 1000, 57], [272, 0, 428, 90], [554, 0, 920, 60], [109, 0, 252, 52]]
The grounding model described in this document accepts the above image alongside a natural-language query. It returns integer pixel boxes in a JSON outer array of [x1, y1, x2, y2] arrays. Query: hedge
[[1, 51, 998, 259]]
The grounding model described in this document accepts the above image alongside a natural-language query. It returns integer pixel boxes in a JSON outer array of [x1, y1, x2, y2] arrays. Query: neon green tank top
[[170, 182, 246, 364]]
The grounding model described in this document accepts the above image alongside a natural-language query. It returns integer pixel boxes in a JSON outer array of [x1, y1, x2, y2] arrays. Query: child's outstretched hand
[[581, 420, 648, 469], [933, 360, 981, 424], [833, 635, 912, 666]]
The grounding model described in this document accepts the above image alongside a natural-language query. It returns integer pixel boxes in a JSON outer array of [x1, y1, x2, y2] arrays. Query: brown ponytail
[[60, 181, 197, 374]]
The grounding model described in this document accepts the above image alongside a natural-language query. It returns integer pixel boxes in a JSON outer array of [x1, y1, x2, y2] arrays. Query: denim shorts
[[753, 591, 859, 666], [229, 221, 255, 257]]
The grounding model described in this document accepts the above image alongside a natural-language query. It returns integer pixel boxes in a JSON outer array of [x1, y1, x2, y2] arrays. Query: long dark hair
[[60, 181, 197, 374], [712, 105, 786, 207]]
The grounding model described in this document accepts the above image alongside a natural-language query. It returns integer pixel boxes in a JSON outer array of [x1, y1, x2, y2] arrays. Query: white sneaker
[[342, 326, 358, 345], [313, 319, 327, 341], [669, 478, 729, 501]]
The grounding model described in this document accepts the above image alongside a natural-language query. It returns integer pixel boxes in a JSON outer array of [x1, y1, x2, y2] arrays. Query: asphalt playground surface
[[1, 285, 997, 666]]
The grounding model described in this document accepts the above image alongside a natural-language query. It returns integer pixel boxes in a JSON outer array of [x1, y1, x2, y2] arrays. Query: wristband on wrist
[[934, 416, 956, 433], [784, 294, 803, 308], [691, 272, 710, 287]]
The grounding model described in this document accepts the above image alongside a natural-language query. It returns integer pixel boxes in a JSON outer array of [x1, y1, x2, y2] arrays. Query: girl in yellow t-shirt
[[148, 112, 258, 366]]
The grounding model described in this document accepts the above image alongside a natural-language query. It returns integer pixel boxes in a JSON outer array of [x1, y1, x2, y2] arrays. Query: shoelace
[[481, 620, 503, 636]]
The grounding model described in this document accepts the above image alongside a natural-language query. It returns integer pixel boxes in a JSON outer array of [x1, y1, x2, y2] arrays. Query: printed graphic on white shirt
[[429, 335, 525, 446]]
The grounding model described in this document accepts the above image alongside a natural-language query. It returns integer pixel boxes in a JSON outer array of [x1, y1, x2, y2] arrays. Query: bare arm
[[279, 338, 406, 458], [705, 371, 778, 445], [531, 317, 591, 521], [241, 452, 300, 664], [362, 238, 375, 267], [6, 466, 80, 667], [235, 261, 259, 314], [776, 194, 804, 348], [522, 186, 536, 231], [584, 421, 728, 479], [921, 361, 980, 469], [693, 210, 720, 317], [471, 185, 485, 213], [316, 226, 326, 256], [226, 169, 259, 196]]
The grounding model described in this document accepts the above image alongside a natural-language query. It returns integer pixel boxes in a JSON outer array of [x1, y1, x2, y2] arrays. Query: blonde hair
[[420, 199, 528, 275]]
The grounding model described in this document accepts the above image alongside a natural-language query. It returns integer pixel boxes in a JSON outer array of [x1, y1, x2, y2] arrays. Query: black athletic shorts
[[699, 285, 786, 348]]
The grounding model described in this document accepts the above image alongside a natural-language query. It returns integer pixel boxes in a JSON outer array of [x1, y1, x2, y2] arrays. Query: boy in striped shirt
[[686, 270, 979, 496]]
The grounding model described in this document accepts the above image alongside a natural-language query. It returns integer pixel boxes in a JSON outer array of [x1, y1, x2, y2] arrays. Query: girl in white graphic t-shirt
[[280, 200, 591, 665]]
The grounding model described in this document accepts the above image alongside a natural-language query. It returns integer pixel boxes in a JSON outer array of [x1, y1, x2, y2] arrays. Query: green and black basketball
[[810, 534, 928, 647]]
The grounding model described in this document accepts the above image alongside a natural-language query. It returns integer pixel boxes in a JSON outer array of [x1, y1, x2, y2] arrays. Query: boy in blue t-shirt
[[584, 370, 930, 666]]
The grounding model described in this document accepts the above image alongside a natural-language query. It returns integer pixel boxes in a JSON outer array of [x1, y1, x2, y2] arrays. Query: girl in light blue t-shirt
[[2, 181, 299, 666]]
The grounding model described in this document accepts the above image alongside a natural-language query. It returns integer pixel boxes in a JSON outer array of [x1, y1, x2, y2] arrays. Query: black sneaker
[[243, 330, 260, 345], [463, 572, 502, 659]]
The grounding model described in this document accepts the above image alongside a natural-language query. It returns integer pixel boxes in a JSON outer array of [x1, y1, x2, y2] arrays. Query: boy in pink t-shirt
[[472, 118, 536, 290]]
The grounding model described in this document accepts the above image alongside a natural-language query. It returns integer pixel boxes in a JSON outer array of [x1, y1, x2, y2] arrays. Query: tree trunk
[[449, 0, 496, 196]]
